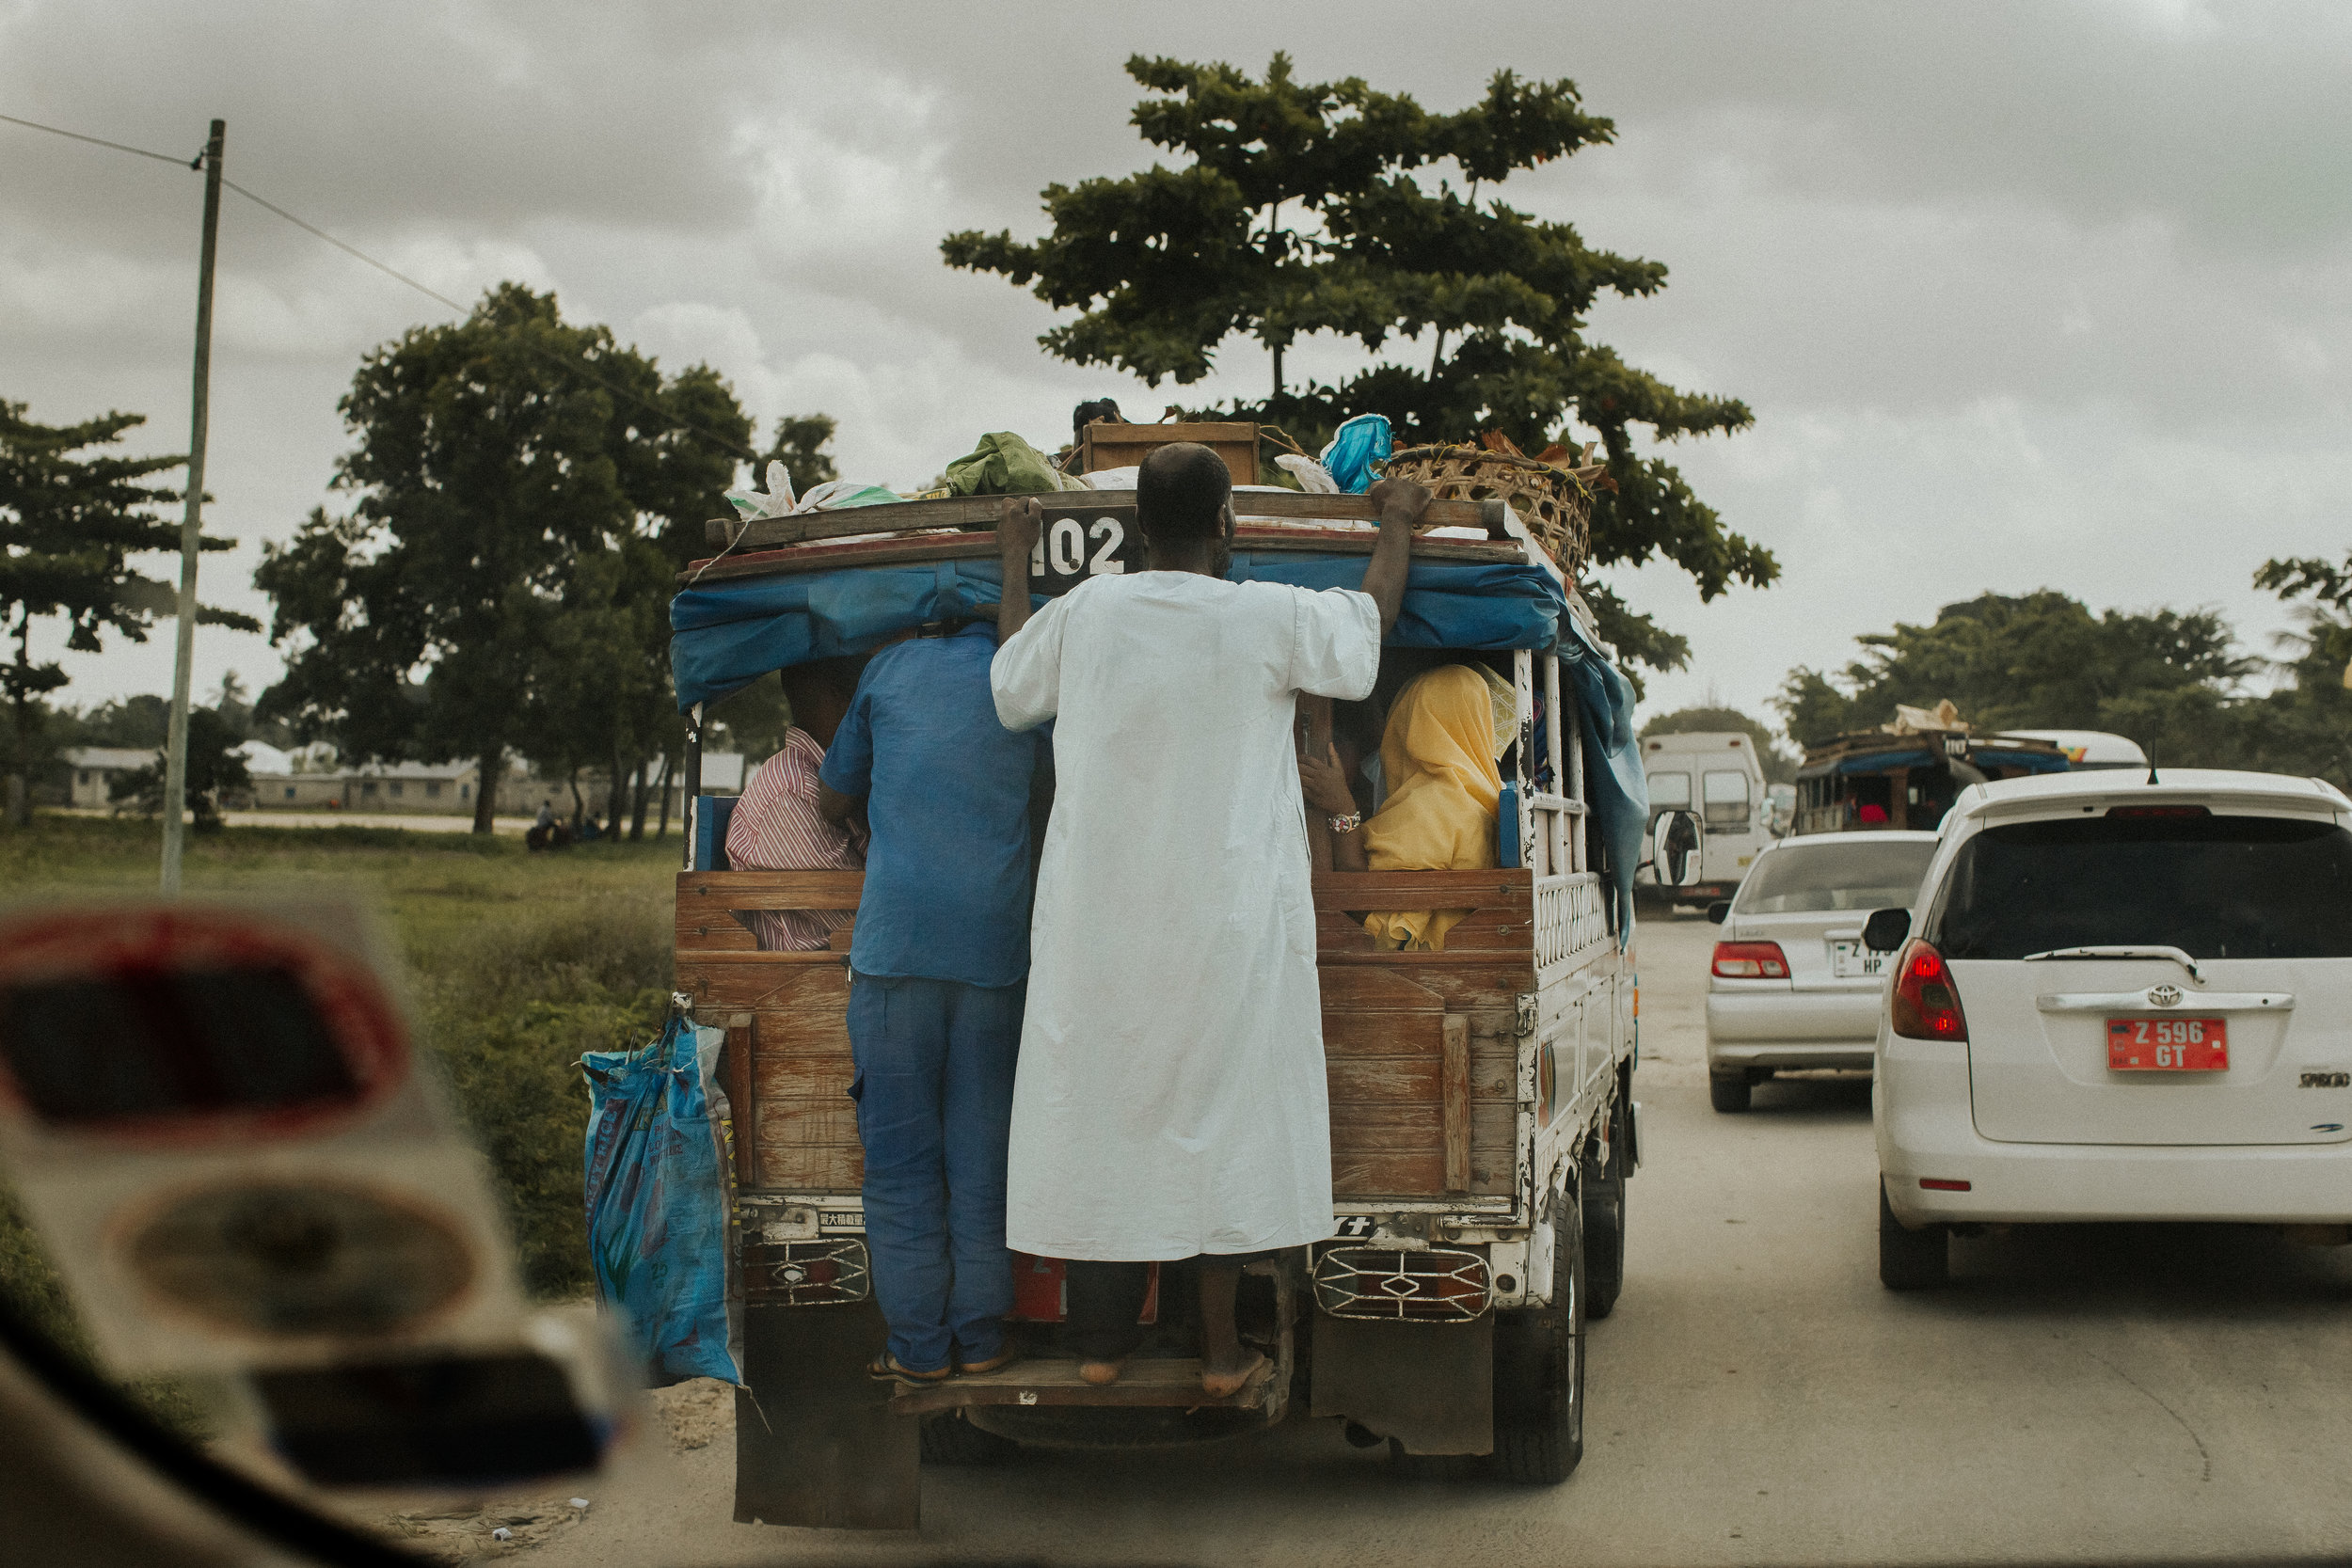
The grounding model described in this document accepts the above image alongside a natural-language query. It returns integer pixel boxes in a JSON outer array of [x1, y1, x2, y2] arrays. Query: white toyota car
[[1866, 768, 2352, 1288], [1704, 831, 1940, 1112]]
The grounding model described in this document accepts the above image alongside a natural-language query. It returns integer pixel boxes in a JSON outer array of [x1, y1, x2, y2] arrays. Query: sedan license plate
[[1830, 940, 1885, 980], [2106, 1017, 2228, 1071]]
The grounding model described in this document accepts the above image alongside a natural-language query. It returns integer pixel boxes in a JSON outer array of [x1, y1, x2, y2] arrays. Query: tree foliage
[[1775, 591, 2254, 752], [108, 705, 250, 831], [1772, 586, 2352, 788], [943, 54, 1769, 670], [0, 400, 251, 824], [256, 284, 751, 833]]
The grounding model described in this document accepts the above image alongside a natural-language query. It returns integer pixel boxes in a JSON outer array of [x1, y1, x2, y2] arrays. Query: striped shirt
[[725, 727, 863, 950]]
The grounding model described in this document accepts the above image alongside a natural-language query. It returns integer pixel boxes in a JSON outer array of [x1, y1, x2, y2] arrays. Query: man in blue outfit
[[816, 620, 1046, 1385]]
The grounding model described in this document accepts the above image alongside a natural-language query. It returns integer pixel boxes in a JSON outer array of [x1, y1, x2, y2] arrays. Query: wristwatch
[[1326, 810, 1363, 834]]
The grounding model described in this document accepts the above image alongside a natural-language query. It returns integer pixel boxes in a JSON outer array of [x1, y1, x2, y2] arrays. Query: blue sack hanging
[[1319, 414, 1393, 494], [582, 1010, 741, 1386]]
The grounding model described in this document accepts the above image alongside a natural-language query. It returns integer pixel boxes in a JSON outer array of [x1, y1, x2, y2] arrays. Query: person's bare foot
[[1200, 1348, 1266, 1399], [1078, 1357, 1126, 1386]]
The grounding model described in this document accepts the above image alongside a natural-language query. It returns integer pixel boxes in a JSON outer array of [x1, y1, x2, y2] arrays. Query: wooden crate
[[1079, 421, 1260, 487]]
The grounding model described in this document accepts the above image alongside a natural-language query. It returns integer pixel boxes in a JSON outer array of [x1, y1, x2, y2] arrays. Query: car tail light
[[1711, 942, 1789, 979], [1890, 939, 1968, 1040]]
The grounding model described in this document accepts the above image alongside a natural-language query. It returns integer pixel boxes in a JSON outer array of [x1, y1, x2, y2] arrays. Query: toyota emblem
[[2147, 984, 2183, 1007]]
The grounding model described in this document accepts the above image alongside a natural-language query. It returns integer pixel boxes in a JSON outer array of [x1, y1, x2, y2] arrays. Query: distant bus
[[1991, 729, 2148, 770]]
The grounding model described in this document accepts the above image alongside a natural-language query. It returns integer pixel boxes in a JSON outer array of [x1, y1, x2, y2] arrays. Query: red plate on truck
[[2106, 1017, 2228, 1071]]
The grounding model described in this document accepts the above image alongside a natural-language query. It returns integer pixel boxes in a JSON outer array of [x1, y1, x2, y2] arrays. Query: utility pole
[[160, 118, 223, 895]]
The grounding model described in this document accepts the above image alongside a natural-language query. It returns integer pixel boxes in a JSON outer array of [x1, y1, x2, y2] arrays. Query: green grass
[[0, 814, 681, 1424]]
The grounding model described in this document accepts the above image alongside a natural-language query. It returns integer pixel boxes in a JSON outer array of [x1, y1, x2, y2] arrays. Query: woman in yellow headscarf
[[1301, 662, 1516, 950]]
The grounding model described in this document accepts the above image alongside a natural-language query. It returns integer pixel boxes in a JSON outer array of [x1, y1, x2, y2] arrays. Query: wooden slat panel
[[752, 1137, 863, 1192], [1315, 968, 1444, 1012], [1329, 1102, 1513, 1151], [1367, 969, 1521, 1013], [1316, 908, 1533, 954], [1320, 1011, 1441, 1058], [701, 490, 1502, 551], [677, 910, 757, 950], [753, 1052, 856, 1100], [1469, 1039, 1517, 1102], [1318, 950, 1537, 970], [1328, 1104, 1513, 1196], [1311, 870, 1532, 910], [1414, 907, 1534, 953], [678, 957, 849, 1011], [1441, 1015, 1470, 1194], [1326, 1055, 1443, 1103], [758, 1100, 861, 1148], [1329, 1147, 1443, 1196], [677, 869, 866, 909]]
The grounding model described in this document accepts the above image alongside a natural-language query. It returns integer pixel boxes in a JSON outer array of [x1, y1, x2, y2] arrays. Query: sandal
[[867, 1351, 951, 1386]]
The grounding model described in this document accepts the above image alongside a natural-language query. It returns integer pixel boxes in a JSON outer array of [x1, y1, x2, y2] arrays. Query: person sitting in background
[[1301, 661, 1515, 950], [725, 658, 865, 950]]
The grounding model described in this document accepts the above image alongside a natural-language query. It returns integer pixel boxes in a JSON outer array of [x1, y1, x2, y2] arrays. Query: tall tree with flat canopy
[[942, 54, 1771, 671], [257, 284, 751, 833], [0, 400, 251, 826]]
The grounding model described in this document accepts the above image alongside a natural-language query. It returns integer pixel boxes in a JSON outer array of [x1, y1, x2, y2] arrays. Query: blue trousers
[[846, 974, 1023, 1373]]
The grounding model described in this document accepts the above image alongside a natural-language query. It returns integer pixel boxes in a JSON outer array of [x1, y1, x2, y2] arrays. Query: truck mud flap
[[1309, 1312, 1493, 1455], [734, 1300, 918, 1529]]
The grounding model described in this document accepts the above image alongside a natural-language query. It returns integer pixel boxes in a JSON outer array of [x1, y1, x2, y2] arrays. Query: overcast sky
[[6, 0, 2349, 734]]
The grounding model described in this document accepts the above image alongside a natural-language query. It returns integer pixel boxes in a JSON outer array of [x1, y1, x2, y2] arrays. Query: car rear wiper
[[2022, 945, 2201, 982]]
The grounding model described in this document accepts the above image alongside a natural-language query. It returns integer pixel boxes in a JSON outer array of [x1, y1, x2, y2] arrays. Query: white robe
[[991, 571, 1382, 1259]]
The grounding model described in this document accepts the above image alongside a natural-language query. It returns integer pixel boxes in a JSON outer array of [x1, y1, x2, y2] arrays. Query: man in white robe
[[990, 444, 1424, 1394]]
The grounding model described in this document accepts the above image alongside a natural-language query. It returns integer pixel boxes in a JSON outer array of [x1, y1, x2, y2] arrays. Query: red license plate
[[2106, 1017, 2229, 1071]]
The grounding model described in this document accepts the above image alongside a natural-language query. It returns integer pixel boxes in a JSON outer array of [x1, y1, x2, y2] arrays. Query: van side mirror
[[1706, 901, 1730, 925], [1648, 810, 1702, 888], [1863, 908, 1911, 953]]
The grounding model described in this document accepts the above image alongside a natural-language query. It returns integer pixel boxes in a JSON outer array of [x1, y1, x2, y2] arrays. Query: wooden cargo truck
[[670, 481, 1645, 1528]]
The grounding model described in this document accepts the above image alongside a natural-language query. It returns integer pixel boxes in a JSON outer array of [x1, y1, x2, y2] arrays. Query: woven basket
[[1381, 436, 1603, 574]]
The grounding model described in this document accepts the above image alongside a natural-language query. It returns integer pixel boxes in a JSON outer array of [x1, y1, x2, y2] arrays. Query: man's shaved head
[[1136, 443, 1232, 540]]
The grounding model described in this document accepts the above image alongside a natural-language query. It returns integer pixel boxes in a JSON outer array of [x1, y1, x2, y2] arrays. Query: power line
[[220, 177, 469, 316], [0, 109, 195, 167], [3, 108, 761, 463]]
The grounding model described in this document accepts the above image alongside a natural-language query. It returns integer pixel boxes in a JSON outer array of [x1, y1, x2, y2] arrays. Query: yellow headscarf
[[1361, 664, 1513, 951]]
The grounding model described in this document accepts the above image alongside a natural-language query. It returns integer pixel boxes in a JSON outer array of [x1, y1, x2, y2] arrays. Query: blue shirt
[[819, 624, 1043, 988]]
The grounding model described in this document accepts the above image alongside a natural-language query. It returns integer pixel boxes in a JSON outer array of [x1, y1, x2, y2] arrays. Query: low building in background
[[63, 747, 158, 809]]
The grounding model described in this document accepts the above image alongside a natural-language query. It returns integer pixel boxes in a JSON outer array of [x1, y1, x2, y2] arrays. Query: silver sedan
[[1704, 830, 1939, 1112]]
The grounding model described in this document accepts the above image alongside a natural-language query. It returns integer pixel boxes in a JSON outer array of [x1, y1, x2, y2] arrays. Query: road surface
[[505, 914, 2352, 1566]]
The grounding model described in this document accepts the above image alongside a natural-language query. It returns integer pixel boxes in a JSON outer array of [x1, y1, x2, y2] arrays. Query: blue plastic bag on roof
[[582, 1011, 741, 1386], [1319, 414, 1393, 494]]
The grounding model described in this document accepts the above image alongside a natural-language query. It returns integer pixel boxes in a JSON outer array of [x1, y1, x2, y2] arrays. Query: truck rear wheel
[[1491, 1185, 1585, 1484], [1582, 1097, 1629, 1322]]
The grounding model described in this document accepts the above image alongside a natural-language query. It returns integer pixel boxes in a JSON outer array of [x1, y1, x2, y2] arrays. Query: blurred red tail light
[[1890, 939, 1968, 1040], [1711, 942, 1789, 979]]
